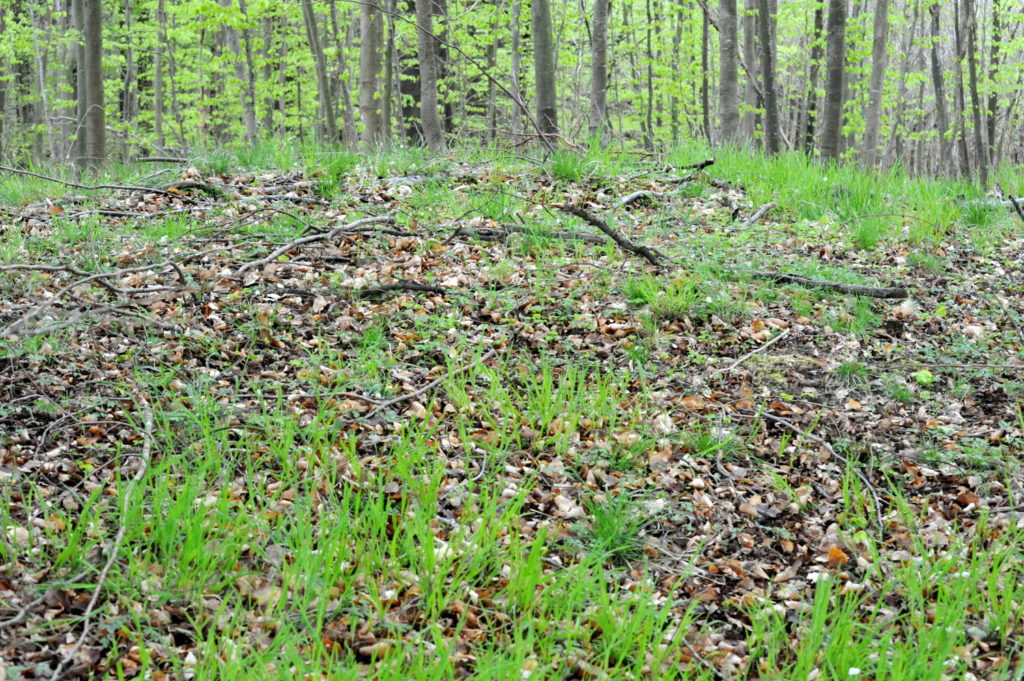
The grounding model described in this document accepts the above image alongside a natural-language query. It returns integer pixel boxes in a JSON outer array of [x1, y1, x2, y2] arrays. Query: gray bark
[[718, 0, 740, 144], [359, 1, 383, 146], [861, 0, 890, 167], [81, 0, 104, 169], [928, 3, 950, 170], [588, 0, 609, 140], [531, 0, 558, 143], [302, 0, 338, 141], [415, 0, 445, 150], [757, 0, 780, 153], [820, 0, 846, 161]]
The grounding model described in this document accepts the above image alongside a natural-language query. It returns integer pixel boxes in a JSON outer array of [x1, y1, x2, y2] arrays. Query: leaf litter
[[0, 158, 1022, 679]]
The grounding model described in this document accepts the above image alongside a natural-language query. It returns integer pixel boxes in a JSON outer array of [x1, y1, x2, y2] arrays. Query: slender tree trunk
[[28, 6, 55, 160], [963, 0, 985, 185], [153, 0, 165, 148], [819, 0, 846, 161], [757, 0, 780, 153], [741, 0, 758, 144], [928, 2, 950, 170], [803, 2, 824, 154], [302, 0, 338, 141], [71, 0, 87, 164], [237, 0, 258, 144], [510, 0, 523, 137], [986, 0, 1001, 165], [588, 0, 609, 140], [81, 0, 104, 168], [700, 6, 711, 144], [359, 0, 383, 146], [642, 0, 654, 149], [883, 0, 919, 167], [415, 0, 445, 150], [952, 0, 970, 176], [121, 0, 135, 124], [861, 0, 889, 167], [718, 0, 740, 144], [531, 0, 558, 143]]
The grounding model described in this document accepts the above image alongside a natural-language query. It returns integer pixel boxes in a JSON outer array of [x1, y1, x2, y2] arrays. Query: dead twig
[[735, 408, 885, 530], [618, 190, 666, 208], [47, 398, 154, 681], [739, 202, 776, 228], [0, 570, 91, 631], [559, 202, 667, 268], [235, 215, 393, 276], [365, 349, 498, 420], [1007, 194, 1024, 225], [749, 271, 908, 299], [715, 328, 791, 374], [0, 164, 198, 202]]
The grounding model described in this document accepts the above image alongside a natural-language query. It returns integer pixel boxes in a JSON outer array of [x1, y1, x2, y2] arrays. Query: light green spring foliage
[[2, 0, 1023, 162]]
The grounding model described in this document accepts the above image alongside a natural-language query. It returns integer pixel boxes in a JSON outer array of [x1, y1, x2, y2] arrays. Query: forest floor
[[1, 145, 1023, 680]]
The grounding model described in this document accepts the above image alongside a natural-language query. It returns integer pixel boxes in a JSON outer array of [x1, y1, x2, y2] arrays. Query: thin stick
[[560, 202, 667, 268], [736, 409, 885, 530], [47, 399, 154, 681], [715, 328, 791, 374], [0, 164, 195, 201], [235, 215, 393, 276], [739, 202, 776, 228], [749, 270, 909, 299], [365, 349, 498, 420]]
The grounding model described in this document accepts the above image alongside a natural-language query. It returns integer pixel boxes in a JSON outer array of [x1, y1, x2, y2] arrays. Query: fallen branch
[[618, 190, 666, 208], [739, 202, 776, 228], [733, 408, 885, 530], [467, 223, 607, 245], [750, 271, 909, 299], [0, 164, 198, 202], [235, 215, 393, 276], [715, 328, 791, 374], [365, 349, 498, 420], [1008, 194, 1024, 225], [560, 202, 667, 268], [136, 156, 189, 163], [161, 179, 226, 198]]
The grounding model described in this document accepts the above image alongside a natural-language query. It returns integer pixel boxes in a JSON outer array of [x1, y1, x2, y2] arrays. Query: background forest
[[1, 0, 1022, 178]]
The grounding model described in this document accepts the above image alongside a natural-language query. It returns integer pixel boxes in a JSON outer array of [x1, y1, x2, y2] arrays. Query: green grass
[[3, 144, 1023, 681]]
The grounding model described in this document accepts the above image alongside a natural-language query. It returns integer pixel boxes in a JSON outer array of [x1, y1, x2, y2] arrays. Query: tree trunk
[[510, 0, 523, 137], [81, 0, 104, 169], [153, 0, 165, 149], [121, 0, 135, 125], [588, 0, 609, 140], [642, 0, 654, 149], [861, 0, 889, 167], [700, 6, 711, 144], [802, 2, 823, 154], [359, 0, 383, 146], [237, 0, 258, 145], [757, 0, 780, 154], [963, 0, 985, 185], [302, 0, 338, 141], [531, 0, 558, 144], [986, 0, 1001, 165], [928, 3, 950, 170], [952, 0, 970, 176], [415, 0, 445, 151], [718, 0, 740, 144], [741, 0, 758, 144], [819, 0, 846, 161]]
